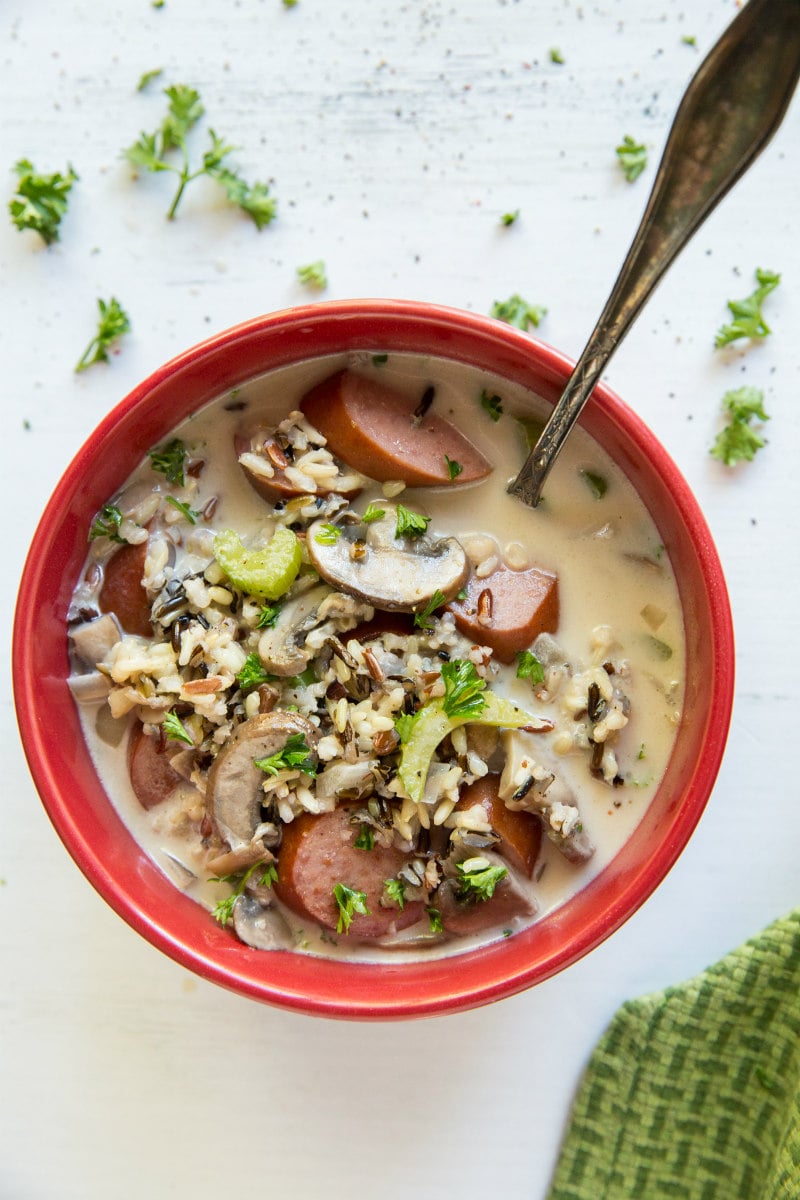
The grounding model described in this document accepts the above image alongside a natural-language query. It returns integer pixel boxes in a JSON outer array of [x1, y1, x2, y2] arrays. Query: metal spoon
[[508, 0, 800, 508]]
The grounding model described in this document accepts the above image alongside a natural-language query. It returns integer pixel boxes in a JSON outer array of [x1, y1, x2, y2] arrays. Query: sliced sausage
[[274, 804, 424, 939], [447, 562, 558, 662], [99, 541, 153, 637], [454, 774, 542, 878], [234, 433, 363, 504], [128, 720, 181, 809], [343, 611, 416, 644], [435, 857, 536, 937], [300, 370, 492, 487]]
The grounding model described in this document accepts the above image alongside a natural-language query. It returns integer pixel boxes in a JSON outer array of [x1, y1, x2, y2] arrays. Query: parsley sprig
[[236, 653, 274, 692], [163, 710, 194, 745], [491, 295, 547, 331], [124, 84, 277, 225], [413, 589, 447, 630], [149, 438, 187, 485], [211, 859, 278, 926], [254, 732, 317, 777], [332, 882, 370, 934], [710, 387, 770, 466], [395, 504, 431, 539], [516, 650, 544, 685], [616, 135, 647, 182], [89, 503, 125, 543], [9, 159, 78, 245], [715, 268, 780, 348], [455, 857, 508, 904], [75, 298, 131, 373], [441, 659, 487, 720]]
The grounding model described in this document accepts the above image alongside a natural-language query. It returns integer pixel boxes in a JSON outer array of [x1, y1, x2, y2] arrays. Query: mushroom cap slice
[[306, 506, 468, 613], [257, 584, 332, 676], [207, 711, 319, 849]]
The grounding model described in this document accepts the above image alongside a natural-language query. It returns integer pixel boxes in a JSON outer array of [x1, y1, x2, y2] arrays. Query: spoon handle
[[509, 0, 800, 507]]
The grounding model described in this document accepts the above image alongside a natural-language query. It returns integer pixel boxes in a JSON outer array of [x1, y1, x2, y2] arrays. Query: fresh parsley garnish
[[354, 824, 375, 851], [383, 878, 406, 909], [254, 732, 317, 777], [124, 84, 277, 225], [501, 209, 520, 226], [681, 34, 697, 47], [236, 652, 273, 692], [315, 523, 342, 544], [163, 709, 193, 745], [9, 159, 78, 245], [710, 386, 770, 466], [414, 589, 447, 630], [89, 503, 125, 543], [516, 650, 544, 685], [715, 268, 780, 347], [149, 438, 187, 485], [257, 603, 281, 629], [491, 295, 547, 331], [616, 135, 647, 182], [332, 882, 370, 934], [75, 297, 131, 373], [296, 260, 327, 289], [362, 502, 385, 524], [441, 659, 487, 720], [480, 390, 504, 421], [455, 857, 507, 904], [426, 905, 443, 933], [444, 455, 463, 481], [136, 67, 164, 92], [395, 504, 431, 539], [549, 47, 565, 63], [394, 712, 418, 744], [211, 859, 278, 926], [165, 496, 199, 523], [580, 468, 608, 498]]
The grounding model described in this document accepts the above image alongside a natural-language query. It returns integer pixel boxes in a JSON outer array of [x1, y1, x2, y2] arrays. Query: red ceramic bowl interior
[[13, 300, 734, 1019]]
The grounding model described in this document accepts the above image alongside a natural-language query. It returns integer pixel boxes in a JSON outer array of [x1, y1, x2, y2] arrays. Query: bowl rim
[[12, 299, 735, 1019]]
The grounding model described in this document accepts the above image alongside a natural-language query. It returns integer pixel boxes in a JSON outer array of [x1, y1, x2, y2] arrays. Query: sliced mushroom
[[232, 894, 294, 951], [69, 612, 123, 669], [307, 505, 468, 613], [498, 730, 595, 864], [207, 711, 319, 850], [258, 584, 332, 676]]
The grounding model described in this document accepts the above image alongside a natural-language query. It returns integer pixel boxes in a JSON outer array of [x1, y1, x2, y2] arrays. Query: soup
[[67, 351, 684, 960]]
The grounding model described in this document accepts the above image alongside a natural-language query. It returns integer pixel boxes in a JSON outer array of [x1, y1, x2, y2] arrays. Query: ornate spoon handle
[[508, 0, 800, 508]]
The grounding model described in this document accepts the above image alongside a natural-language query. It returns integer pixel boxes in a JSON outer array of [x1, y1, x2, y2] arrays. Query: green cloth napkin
[[547, 909, 800, 1199]]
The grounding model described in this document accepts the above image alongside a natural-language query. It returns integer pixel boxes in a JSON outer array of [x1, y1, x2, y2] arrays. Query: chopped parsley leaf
[[444, 455, 463, 480], [383, 878, 406, 909], [149, 438, 187, 486], [426, 905, 443, 933], [480, 389, 504, 421], [89, 503, 125, 543], [333, 883, 370, 934], [362, 502, 385, 524], [394, 712, 418, 744], [236, 652, 273, 692], [441, 659, 487, 720], [715, 268, 780, 347], [616, 135, 647, 182], [354, 824, 375, 851], [163, 710, 193, 745], [255, 732, 317, 777], [549, 47, 565, 64], [455, 857, 507, 903], [710, 386, 770, 465], [210, 859, 277, 925], [165, 496, 199, 523], [501, 208, 520, 226], [580, 468, 608, 498], [75, 297, 131, 373], [394, 504, 431, 539], [414, 588, 447, 630], [491, 295, 547, 331], [136, 68, 164, 92], [9, 159, 78, 245], [315, 523, 342, 544], [296, 260, 327, 290], [257, 603, 282, 629], [516, 650, 544, 685]]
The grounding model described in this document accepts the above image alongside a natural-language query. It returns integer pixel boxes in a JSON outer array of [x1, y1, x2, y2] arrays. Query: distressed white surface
[[1, 2, 798, 1197]]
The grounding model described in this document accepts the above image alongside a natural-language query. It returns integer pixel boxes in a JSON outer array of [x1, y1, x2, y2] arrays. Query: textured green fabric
[[548, 910, 800, 1199]]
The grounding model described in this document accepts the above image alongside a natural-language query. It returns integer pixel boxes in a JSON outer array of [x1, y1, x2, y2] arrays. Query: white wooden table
[[2, 2, 798, 1197]]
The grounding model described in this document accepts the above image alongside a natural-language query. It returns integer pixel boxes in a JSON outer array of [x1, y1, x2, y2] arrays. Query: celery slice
[[213, 526, 302, 600]]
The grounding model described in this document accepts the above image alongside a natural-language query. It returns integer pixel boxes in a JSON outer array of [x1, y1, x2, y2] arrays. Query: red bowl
[[12, 300, 734, 1019]]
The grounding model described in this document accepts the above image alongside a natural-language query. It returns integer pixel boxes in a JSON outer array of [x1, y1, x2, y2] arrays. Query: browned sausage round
[[128, 720, 181, 809], [300, 370, 492, 487], [274, 805, 424, 939], [234, 434, 363, 504], [447, 562, 558, 662], [435, 871, 536, 937], [454, 775, 542, 878], [99, 541, 153, 637]]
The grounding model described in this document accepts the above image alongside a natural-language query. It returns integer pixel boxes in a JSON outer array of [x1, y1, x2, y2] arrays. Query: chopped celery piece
[[213, 526, 301, 600], [398, 691, 538, 803]]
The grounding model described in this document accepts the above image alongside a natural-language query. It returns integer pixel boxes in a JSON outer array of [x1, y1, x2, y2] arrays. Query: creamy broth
[[69, 351, 684, 961]]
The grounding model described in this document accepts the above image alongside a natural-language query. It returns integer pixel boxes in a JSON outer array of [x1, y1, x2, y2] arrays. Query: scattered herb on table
[[255, 732, 317, 778], [455, 857, 507, 903], [395, 504, 431, 538], [124, 84, 277, 226], [681, 34, 697, 47], [501, 208, 520, 226], [163, 710, 194, 745], [710, 386, 770, 466], [441, 659, 487, 720], [616, 135, 647, 182], [149, 438, 187, 485], [491, 295, 547, 331], [549, 47, 565, 64], [9, 159, 78, 245], [333, 883, 370, 934], [282, 0, 298, 7], [75, 297, 131, 373], [296, 260, 327, 289], [715, 268, 780, 348], [136, 67, 164, 92]]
